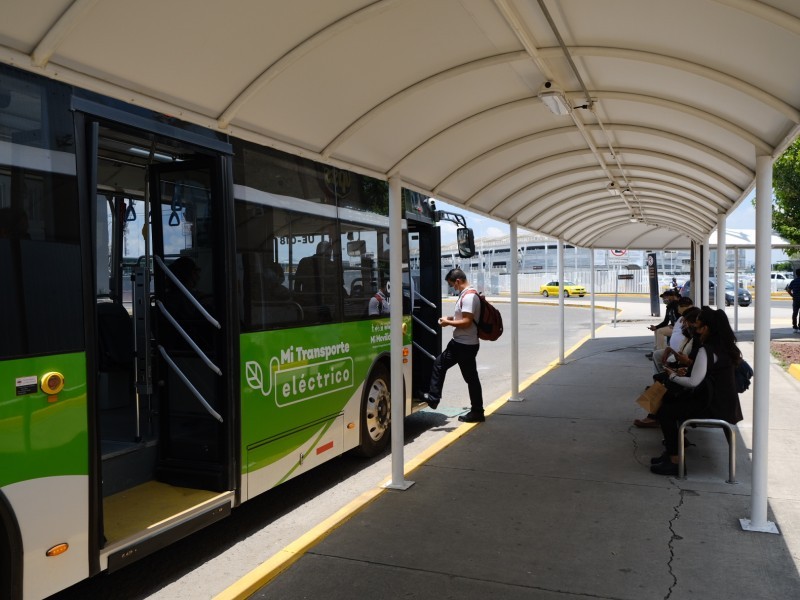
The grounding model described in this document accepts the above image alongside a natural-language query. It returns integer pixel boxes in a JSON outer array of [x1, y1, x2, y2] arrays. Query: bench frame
[[678, 418, 737, 483]]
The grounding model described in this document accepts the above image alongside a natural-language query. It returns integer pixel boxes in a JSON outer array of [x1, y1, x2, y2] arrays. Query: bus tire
[[354, 363, 391, 457]]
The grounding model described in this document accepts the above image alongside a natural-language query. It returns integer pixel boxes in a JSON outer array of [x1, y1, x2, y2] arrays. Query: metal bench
[[678, 418, 737, 483]]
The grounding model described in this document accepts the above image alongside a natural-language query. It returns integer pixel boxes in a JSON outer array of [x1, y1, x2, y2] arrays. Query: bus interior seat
[[97, 301, 134, 411], [253, 301, 304, 328]]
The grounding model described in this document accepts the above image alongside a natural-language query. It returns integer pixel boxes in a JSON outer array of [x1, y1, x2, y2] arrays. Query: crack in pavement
[[664, 487, 693, 599]]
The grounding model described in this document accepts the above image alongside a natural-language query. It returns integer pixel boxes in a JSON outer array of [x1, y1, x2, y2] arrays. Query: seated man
[[652, 296, 693, 373], [645, 289, 679, 359]]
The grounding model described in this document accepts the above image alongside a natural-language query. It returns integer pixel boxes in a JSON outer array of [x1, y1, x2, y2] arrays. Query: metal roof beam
[[323, 51, 530, 161], [540, 46, 800, 123], [31, 0, 100, 67], [592, 91, 773, 154], [492, 168, 726, 223], [217, 0, 404, 129]]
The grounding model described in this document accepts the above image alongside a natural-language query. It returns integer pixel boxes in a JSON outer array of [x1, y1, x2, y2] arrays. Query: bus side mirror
[[457, 228, 475, 258], [347, 240, 366, 256]]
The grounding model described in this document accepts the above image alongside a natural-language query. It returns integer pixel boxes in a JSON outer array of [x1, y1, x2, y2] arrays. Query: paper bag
[[635, 381, 667, 414]]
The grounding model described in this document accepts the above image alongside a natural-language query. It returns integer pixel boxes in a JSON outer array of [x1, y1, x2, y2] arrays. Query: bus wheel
[[355, 364, 391, 457]]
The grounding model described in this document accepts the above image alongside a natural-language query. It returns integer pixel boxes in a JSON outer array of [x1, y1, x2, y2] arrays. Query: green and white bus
[[0, 63, 472, 599]]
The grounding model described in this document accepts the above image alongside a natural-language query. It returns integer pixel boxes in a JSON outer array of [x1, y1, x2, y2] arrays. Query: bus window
[[340, 222, 388, 318], [235, 200, 341, 329], [0, 68, 82, 359]]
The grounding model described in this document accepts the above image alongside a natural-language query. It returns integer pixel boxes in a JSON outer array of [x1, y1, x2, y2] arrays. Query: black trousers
[[429, 339, 483, 411], [793, 299, 800, 328], [657, 392, 712, 455]]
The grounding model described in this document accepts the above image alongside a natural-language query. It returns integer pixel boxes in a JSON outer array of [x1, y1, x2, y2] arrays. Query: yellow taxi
[[539, 280, 586, 298]]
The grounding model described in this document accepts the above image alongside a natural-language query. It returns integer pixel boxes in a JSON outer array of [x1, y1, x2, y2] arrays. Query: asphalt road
[[47, 302, 614, 599]]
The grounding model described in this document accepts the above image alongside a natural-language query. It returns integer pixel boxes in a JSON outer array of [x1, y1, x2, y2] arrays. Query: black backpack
[[463, 290, 503, 341], [735, 359, 753, 393]]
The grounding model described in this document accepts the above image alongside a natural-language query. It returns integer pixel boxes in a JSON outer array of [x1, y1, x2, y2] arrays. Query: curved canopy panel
[[2, 0, 799, 249]]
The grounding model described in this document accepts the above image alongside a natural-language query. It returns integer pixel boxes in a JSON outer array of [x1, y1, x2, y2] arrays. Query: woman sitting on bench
[[651, 306, 744, 476]]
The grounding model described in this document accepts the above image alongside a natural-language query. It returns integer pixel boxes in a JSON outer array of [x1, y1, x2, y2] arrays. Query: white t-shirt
[[669, 316, 687, 352], [453, 287, 480, 345], [368, 290, 389, 316]]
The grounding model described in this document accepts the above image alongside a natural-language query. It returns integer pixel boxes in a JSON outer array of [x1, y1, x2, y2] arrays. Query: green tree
[[773, 137, 800, 256]]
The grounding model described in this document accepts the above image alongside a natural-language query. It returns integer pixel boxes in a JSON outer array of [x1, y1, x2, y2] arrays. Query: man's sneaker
[[458, 410, 485, 423], [422, 393, 440, 410], [645, 352, 653, 359]]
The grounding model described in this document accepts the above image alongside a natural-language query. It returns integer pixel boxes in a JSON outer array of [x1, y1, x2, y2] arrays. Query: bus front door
[[408, 219, 442, 399], [91, 121, 236, 550]]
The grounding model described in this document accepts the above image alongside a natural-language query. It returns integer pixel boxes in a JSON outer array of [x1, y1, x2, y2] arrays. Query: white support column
[[692, 243, 701, 306], [558, 238, 565, 364], [717, 214, 727, 309], [701, 239, 710, 306], [733, 247, 740, 332], [384, 176, 413, 491], [741, 155, 777, 533], [590, 248, 596, 339], [509, 222, 522, 401]]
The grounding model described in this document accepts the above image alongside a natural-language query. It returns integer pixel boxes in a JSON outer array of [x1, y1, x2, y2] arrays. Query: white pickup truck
[[771, 272, 795, 292]]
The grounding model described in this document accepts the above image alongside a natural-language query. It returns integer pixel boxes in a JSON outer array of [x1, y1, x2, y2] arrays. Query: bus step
[[102, 440, 157, 497]]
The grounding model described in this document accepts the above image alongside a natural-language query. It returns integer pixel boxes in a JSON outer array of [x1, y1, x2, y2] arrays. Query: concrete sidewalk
[[228, 300, 800, 600]]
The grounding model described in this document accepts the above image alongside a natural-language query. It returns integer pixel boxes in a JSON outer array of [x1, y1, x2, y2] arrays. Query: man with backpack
[[422, 268, 485, 423], [368, 279, 390, 316]]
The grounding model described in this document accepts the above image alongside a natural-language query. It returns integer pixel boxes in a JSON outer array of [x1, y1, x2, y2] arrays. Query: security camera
[[538, 81, 563, 94]]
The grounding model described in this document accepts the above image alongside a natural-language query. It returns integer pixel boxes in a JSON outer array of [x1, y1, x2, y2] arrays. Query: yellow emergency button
[[41, 372, 65, 395]]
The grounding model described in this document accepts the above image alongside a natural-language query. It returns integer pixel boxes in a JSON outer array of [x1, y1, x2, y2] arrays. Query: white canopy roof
[[708, 228, 797, 249], [2, 0, 799, 249]]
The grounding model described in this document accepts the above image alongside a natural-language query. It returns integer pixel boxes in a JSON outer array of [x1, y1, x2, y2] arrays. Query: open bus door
[[407, 203, 475, 401], [87, 118, 236, 571], [148, 158, 234, 492], [407, 217, 443, 400]]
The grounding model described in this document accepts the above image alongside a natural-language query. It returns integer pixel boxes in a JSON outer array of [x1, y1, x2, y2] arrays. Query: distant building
[[430, 229, 791, 277], [434, 233, 693, 276]]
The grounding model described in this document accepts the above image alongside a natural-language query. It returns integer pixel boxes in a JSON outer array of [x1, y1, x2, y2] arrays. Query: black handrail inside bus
[[157, 346, 223, 423], [412, 341, 437, 362], [414, 290, 437, 309], [154, 300, 222, 375], [155, 255, 221, 330], [152, 255, 223, 423], [411, 314, 437, 335]]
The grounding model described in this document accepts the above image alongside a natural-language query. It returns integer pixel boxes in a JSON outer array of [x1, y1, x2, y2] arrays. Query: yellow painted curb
[[214, 330, 595, 600], [788, 364, 800, 381]]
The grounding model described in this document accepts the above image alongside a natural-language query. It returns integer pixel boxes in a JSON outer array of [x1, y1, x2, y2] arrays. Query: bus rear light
[[46, 543, 69, 557], [402, 348, 409, 356], [346, 422, 355, 429]]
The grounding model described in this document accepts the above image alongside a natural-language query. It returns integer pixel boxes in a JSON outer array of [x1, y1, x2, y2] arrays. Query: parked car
[[771, 271, 795, 292], [540, 281, 586, 297], [679, 278, 751, 306]]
